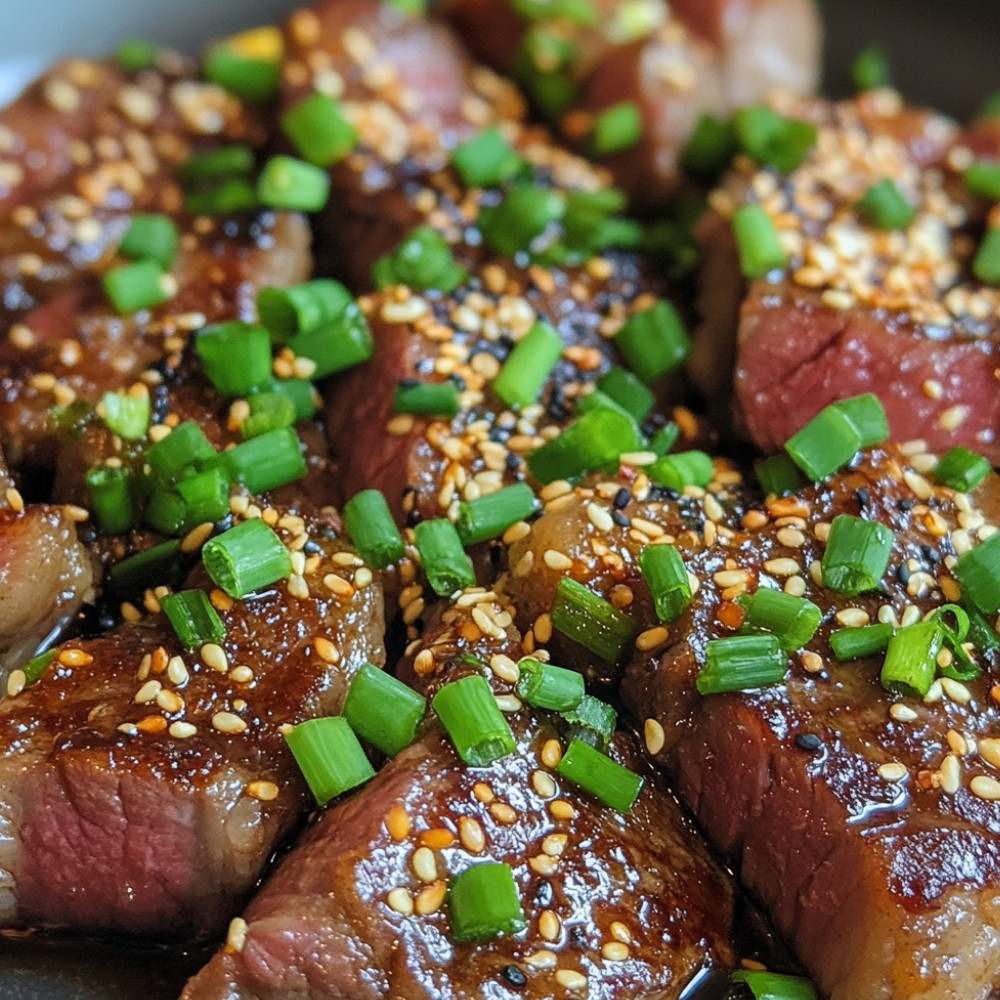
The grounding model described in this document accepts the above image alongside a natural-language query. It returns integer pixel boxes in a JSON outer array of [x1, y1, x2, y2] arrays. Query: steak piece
[[690, 91, 1000, 461], [0, 504, 385, 940], [182, 592, 734, 999]]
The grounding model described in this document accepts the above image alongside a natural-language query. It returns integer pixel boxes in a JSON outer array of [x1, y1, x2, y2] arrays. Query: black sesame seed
[[921, 545, 941, 564], [505, 452, 522, 472], [534, 880, 553, 908], [855, 488, 870, 508], [570, 926, 588, 947], [897, 498, 916, 512], [613, 488, 631, 510], [611, 510, 630, 528], [795, 732, 824, 754], [897, 564, 911, 585], [501, 966, 527, 988]]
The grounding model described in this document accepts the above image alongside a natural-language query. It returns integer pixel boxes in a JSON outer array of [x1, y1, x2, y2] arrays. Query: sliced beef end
[[618, 448, 1000, 1000], [183, 594, 734, 1000], [0, 510, 385, 940]]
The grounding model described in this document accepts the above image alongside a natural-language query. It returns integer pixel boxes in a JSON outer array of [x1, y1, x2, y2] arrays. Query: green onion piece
[[561, 694, 616, 751], [493, 320, 563, 410], [575, 388, 643, 431], [755, 454, 803, 495], [880, 620, 941, 697], [734, 105, 817, 173], [516, 658, 585, 711], [973, 227, 1000, 286], [965, 604, 1000, 655], [175, 465, 231, 529], [145, 421, 216, 484], [343, 663, 427, 756], [184, 178, 258, 216], [934, 446, 991, 492], [732, 969, 818, 1000], [448, 863, 527, 943], [21, 648, 58, 688], [160, 589, 226, 648], [821, 514, 894, 595], [648, 422, 680, 457], [281, 91, 357, 167], [931, 603, 970, 644], [242, 391, 296, 439], [954, 531, 1000, 614], [851, 46, 891, 91], [932, 604, 980, 681], [526, 408, 642, 485], [103, 259, 171, 313], [269, 378, 320, 421], [556, 738, 644, 812], [144, 488, 186, 535], [479, 185, 565, 257], [855, 178, 915, 230], [203, 30, 281, 104], [202, 518, 292, 598], [100, 389, 150, 441], [285, 716, 376, 806], [108, 539, 183, 593], [195, 321, 273, 397], [225, 426, 306, 494], [414, 519, 476, 597], [829, 622, 894, 660], [513, 27, 578, 117], [980, 92, 1000, 119], [179, 145, 255, 183], [697, 634, 787, 694], [596, 367, 654, 423], [590, 102, 642, 156], [560, 188, 643, 259], [551, 576, 635, 663], [740, 588, 821, 651], [285, 301, 374, 378], [682, 113, 737, 178], [257, 278, 353, 342], [393, 380, 461, 418], [614, 300, 690, 383], [257, 155, 330, 211], [732, 204, 787, 279], [342, 489, 405, 569], [115, 38, 161, 71], [432, 674, 516, 766], [372, 225, 468, 293], [456, 482, 538, 546], [638, 544, 692, 622], [86, 466, 136, 535], [451, 126, 523, 188], [118, 213, 179, 270], [647, 450, 714, 491], [963, 162, 1000, 200], [784, 406, 862, 481], [831, 393, 889, 448], [513, 0, 597, 24]]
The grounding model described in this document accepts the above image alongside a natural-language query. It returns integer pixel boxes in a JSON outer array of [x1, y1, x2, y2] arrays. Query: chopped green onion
[[551, 576, 634, 663], [257, 278, 353, 342], [115, 38, 161, 72], [372, 225, 468, 293], [832, 393, 889, 448], [739, 588, 821, 650], [285, 716, 376, 806], [963, 162, 1000, 200], [965, 604, 1000, 655], [732, 969, 818, 1000], [145, 421, 215, 484], [393, 380, 461, 418], [241, 392, 296, 439], [648, 421, 679, 457], [526, 407, 641, 484], [184, 177, 258, 216], [850, 46, 891, 91], [932, 604, 981, 681], [855, 178, 915, 230], [954, 531, 1000, 614], [647, 450, 714, 491], [108, 539, 183, 593], [556, 738, 644, 812], [414, 519, 476, 596], [144, 488, 186, 535], [516, 658, 585, 711], [784, 406, 862, 481], [820, 514, 893, 595], [196, 321, 273, 397], [697, 634, 787, 694], [118, 214, 179, 270], [269, 378, 320, 421], [638, 544, 692, 622], [479, 185, 565, 257], [560, 188, 643, 259], [732, 204, 787, 279], [175, 465, 231, 529], [979, 92, 1000, 119], [590, 102, 642, 157], [734, 105, 817, 173], [86, 466, 136, 535], [202, 517, 292, 598], [257, 155, 330, 211], [432, 674, 516, 766], [224, 426, 306, 493], [103, 259, 171, 313], [100, 389, 150, 441], [596, 367, 654, 423], [448, 863, 526, 943], [576, 388, 643, 429], [561, 694, 616, 751], [934, 446, 991, 492], [343, 489, 405, 569], [682, 113, 737, 179], [343, 663, 427, 756], [160, 589, 226, 648], [973, 227, 1000, 286], [493, 320, 563, 409], [513, 0, 597, 24], [179, 145, 255, 183], [614, 300, 690, 383], [880, 620, 941, 697], [451, 126, 523, 188], [203, 27, 282, 104], [281, 92, 356, 167], [456, 482, 538, 546], [285, 300, 374, 378], [21, 648, 58, 688], [829, 622, 894, 660], [513, 27, 578, 117], [755, 454, 803, 495], [384, 0, 427, 14]]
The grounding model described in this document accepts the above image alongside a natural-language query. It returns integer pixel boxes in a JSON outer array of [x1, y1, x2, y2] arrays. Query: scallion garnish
[[224, 427, 307, 493], [493, 320, 563, 410], [108, 539, 184, 593], [832, 393, 889, 447], [648, 421, 679, 457], [784, 405, 862, 481], [880, 619, 941, 697], [284, 299, 374, 378], [963, 162, 1000, 200], [551, 576, 635, 663], [241, 392, 296, 439], [739, 588, 821, 651], [590, 101, 642, 156], [638, 544, 692, 622], [175, 465, 231, 530], [731, 969, 818, 1000], [257, 278, 353, 342], [184, 177, 258, 216], [86, 466, 136, 535], [954, 531, 1000, 614], [256, 155, 330, 211], [561, 694, 616, 751], [451, 126, 523, 188], [820, 514, 893, 595], [202, 518, 292, 598], [855, 178, 915, 230], [732, 204, 787, 279], [145, 421, 216, 484], [829, 622, 894, 660], [203, 26, 282, 104], [269, 378, 320, 421], [614, 300, 690, 383], [179, 145, 255, 184], [343, 490, 405, 569], [934, 446, 991, 492], [414, 519, 476, 597], [755, 453, 803, 495], [556, 737, 644, 812], [516, 658, 585, 711], [734, 105, 817, 173], [513, 0, 597, 24], [160, 589, 226, 649], [456, 482, 538, 546], [342, 663, 427, 756], [118, 213, 179, 270], [372, 225, 468, 293], [285, 716, 376, 805], [432, 674, 516, 766], [526, 407, 641, 484], [850, 46, 891, 91], [103, 259, 171, 313], [195, 321, 273, 397], [100, 389, 150, 440], [647, 450, 714, 491], [281, 91, 357, 167], [393, 380, 461, 418], [21, 648, 58, 688], [478, 185, 565, 257], [682, 113, 737, 179], [595, 367, 654, 423], [144, 488, 186, 536], [115, 38, 161, 71], [973, 227, 1000, 286], [696, 634, 787, 694], [448, 863, 526, 943]]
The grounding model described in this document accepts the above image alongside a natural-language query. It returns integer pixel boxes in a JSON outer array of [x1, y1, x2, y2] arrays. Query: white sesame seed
[[878, 761, 908, 783]]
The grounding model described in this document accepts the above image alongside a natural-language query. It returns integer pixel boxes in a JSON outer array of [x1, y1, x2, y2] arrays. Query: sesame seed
[[543, 549, 574, 571], [489, 654, 520, 684], [226, 917, 248, 954], [889, 704, 918, 723], [458, 816, 485, 854], [386, 804, 410, 841], [971, 775, 1000, 801], [602, 942, 630, 961], [415, 880, 447, 915], [490, 801, 518, 824], [169, 721, 197, 739], [644, 718, 665, 754], [636, 626, 669, 652], [529, 853, 559, 876], [549, 799, 576, 820], [531, 770, 557, 798], [764, 557, 802, 577], [213, 711, 248, 734], [134, 679, 162, 704], [877, 761, 908, 783], [387, 887, 414, 915], [473, 782, 495, 804], [539, 909, 561, 941], [939, 676, 972, 704], [940, 754, 961, 794], [156, 689, 184, 713], [247, 781, 279, 801], [835, 608, 870, 628], [230, 665, 254, 684], [6, 670, 26, 698], [946, 729, 968, 756], [315, 637, 341, 664], [421, 828, 455, 850], [495, 694, 522, 713], [979, 738, 1000, 770], [412, 847, 438, 883], [542, 833, 567, 857], [201, 643, 228, 673], [555, 969, 588, 991], [541, 738, 563, 768], [58, 648, 93, 667]]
